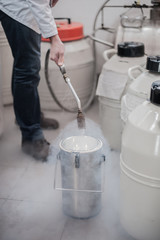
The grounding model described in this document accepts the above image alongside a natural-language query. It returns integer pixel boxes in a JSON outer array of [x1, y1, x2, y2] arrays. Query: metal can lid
[[117, 41, 145, 57], [146, 56, 160, 72], [59, 136, 102, 153], [150, 80, 160, 105]]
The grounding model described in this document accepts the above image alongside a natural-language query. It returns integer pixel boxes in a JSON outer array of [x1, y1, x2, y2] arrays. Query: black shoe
[[22, 139, 50, 162], [15, 112, 59, 130], [40, 112, 59, 130]]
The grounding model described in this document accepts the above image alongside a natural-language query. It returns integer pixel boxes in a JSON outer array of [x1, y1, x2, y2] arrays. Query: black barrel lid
[[117, 42, 144, 57], [150, 80, 160, 105], [146, 56, 160, 72]]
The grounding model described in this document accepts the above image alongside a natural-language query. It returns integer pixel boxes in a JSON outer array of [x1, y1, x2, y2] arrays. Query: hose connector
[[59, 64, 68, 82]]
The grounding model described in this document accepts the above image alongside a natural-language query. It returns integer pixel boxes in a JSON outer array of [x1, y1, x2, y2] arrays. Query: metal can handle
[[53, 153, 106, 193], [75, 153, 80, 168]]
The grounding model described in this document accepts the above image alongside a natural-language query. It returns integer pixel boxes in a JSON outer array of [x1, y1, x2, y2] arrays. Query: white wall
[[52, 0, 151, 73], [53, 0, 151, 35]]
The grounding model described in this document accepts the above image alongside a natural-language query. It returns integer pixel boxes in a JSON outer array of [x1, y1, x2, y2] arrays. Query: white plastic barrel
[[120, 81, 160, 240], [39, 21, 94, 111], [57, 135, 105, 219], [0, 108, 3, 137], [0, 65, 3, 137], [121, 56, 160, 124], [0, 23, 13, 105], [96, 42, 146, 151], [115, 7, 160, 56], [98, 96, 121, 151]]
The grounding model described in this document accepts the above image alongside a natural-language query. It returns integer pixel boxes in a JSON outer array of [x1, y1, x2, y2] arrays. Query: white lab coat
[[0, 0, 58, 38]]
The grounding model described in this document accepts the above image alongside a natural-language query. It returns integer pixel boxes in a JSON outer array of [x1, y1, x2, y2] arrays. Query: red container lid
[[42, 19, 84, 42]]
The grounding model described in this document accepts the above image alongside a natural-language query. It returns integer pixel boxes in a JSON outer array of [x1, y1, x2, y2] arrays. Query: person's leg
[[0, 11, 49, 161], [6, 15, 59, 131]]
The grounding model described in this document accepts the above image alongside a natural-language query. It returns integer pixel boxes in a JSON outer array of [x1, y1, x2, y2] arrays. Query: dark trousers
[[0, 10, 44, 142]]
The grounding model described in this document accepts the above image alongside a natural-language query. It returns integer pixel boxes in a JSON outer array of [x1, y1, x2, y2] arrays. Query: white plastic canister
[[115, 6, 160, 56], [96, 42, 146, 151], [120, 80, 160, 240], [57, 135, 105, 219], [0, 23, 13, 105], [0, 66, 3, 137], [0, 107, 3, 137], [121, 56, 160, 124], [39, 20, 94, 111]]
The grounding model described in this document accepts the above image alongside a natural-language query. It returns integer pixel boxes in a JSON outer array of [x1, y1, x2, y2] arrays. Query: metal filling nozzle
[[59, 64, 86, 129]]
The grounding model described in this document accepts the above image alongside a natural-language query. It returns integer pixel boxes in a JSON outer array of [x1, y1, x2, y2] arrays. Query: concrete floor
[[0, 98, 135, 240]]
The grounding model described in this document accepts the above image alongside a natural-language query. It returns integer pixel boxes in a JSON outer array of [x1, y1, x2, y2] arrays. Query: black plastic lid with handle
[[146, 56, 160, 73], [117, 42, 145, 57], [150, 80, 160, 105]]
